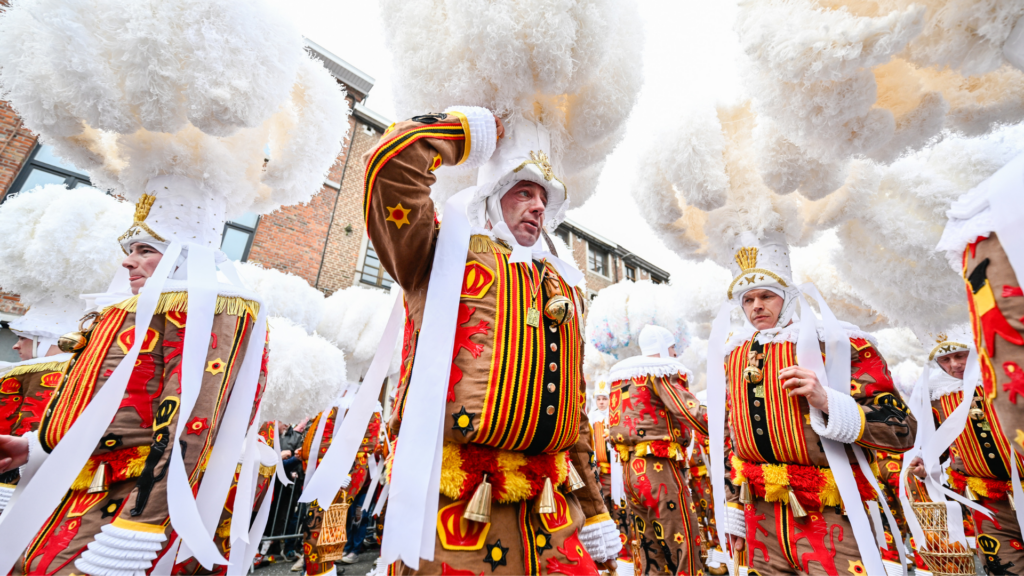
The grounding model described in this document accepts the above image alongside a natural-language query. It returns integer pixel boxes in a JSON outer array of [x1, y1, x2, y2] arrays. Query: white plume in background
[[892, 359, 924, 398], [317, 286, 401, 381], [261, 316, 347, 425], [791, 232, 887, 331], [872, 327, 924, 368], [0, 0, 349, 218], [0, 185, 132, 306], [582, 343, 616, 392], [380, 0, 644, 213], [680, 335, 709, 392], [235, 262, 325, 334], [586, 280, 691, 360]]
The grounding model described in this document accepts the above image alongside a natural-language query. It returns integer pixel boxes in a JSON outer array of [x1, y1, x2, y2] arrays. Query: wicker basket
[[911, 502, 976, 576], [317, 491, 350, 562]]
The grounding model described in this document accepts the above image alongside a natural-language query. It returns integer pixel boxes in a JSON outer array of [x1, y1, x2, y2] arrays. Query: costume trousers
[[390, 492, 595, 575], [738, 499, 873, 576], [624, 454, 701, 576], [971, 496, 1024, 575], [599, 471, 632, 561], [964, 234, 1024, 463]]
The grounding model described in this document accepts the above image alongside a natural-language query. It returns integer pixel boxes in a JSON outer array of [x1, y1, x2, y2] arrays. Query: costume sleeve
[[363, 108, 494, 292], [569, 408, 610, 523], [651, 373, 708, 436]]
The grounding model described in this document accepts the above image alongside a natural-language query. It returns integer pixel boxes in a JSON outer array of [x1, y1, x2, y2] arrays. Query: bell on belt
[[544, 295, 575, 327], [739, 481, 753, 505], [535, 477, 556, 514], [787, 489, 807, 518], [87, 462, 109, 494], [463, 474, 492, 523], [57, 331, 88, 354], [742, 365, 763, 384], [969, 407, 985, 421], [566, 463, 586, 492], [964, 483, 980, 501]]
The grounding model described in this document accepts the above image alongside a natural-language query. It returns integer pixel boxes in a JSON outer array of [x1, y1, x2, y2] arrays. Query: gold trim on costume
[[448, 110, 472, 166], [109, 292, 260, 318], [727, 268, 789, 300], [3, 359, 70, 377]]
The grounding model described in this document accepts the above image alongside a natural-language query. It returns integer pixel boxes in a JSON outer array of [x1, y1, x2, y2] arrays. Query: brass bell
[[742, 365, 763, 385], [964, 483, 980, 501], [535, 477, 556, 514], [463, 474, 492, 523], [970, 407, 985, 421], [544, 296, 575, 327], [87, 462, 109, 494], [566, 463, 586, 492], [787, 490, 808, 518], [739, 481, 753, 505], [57, 331, 88, 354]]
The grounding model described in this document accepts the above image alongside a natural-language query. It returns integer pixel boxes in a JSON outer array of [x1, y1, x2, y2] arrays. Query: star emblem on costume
[[653, 462, 663, 472], [451, 406, 475, 436], [847, 559, 866, 574], [637, 429, 646, 437], [385, 203, 412, 229], [666, 500, 677, 511], [849, 380, 863, 395], [535, 531, 553, 555], [206, 358, 226, 375], [674, 532, 685, 544], [483, 539, 509, 570], [1016, 428, 1024, 450], [101, 497, 125, 518], [186, 416, 210, 436], [100, 433, 123, 450], [745, 275, 756, 285]]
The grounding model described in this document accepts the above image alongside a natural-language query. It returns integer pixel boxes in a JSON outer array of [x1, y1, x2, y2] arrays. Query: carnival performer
[[364, 107, 619, 574], [903, 327, 1020, 574], [589, 379, 631, 560], [606, 324, 706, 575], [719, 233, 917, 576]]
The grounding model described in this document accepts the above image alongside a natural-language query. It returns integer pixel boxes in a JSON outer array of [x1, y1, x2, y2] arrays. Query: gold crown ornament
[[117, 193, 166, 253], [734, 247, 758, 271]]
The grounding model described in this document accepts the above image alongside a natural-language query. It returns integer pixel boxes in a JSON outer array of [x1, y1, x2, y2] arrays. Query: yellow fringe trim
[[730, 454, 843, 508], [584, 513, 612, 526], [110, 292, 260, 318], [470, 235, 511, 255], [71, 449, 150, 491], [112, 516, 165, 534], [259, 464, 277, 479], [3, 359, 70, 377], [439, 442, 570, 504]]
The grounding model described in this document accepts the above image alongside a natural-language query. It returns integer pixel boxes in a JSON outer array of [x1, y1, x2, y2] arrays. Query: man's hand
[[494, 115, 505, 141], [728, 534, 745, 553], [280, 449, 293, 460], [0, 435, 29, 473], [780, 366, 829, 412], [909, 456, 926, 479]]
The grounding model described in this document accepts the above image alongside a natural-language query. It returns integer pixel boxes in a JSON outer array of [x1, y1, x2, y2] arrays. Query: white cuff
[[809, 388, 864, 444], [340, 474, 351, 489], [0, 483, 14, 513], [445, 106, 496, 169], [724, 505, 746, 538], [76, 523, 166, 576], [18, 432, 47, 486], [578, 519, 621, 563]]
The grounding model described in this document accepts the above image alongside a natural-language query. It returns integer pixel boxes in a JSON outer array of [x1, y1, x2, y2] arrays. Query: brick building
[[554, 218, 670, 298]]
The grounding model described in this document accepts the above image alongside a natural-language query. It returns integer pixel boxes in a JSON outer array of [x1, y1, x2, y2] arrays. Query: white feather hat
[[726, 230, 794, 303], [914, 325, 974, 363]]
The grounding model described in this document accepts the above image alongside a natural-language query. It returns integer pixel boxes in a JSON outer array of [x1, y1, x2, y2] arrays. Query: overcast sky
[[276, 0, 744, 279]]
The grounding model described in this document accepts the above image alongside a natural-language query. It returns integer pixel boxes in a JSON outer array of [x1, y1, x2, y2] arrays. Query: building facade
[[554, 218, 670, 298]]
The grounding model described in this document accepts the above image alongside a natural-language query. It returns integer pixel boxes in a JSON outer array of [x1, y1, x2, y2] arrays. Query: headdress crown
[[734, 247, 758, 271], [134, 194, 157, 223], [514, 150, 558, 182]]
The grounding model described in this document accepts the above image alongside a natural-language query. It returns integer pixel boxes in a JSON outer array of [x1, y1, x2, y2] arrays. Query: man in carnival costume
[[589, 378, 632, 565], [363, 107, 619, 574], [606, 324, 706, 575], [711, 232, 917, 576], [906, 326, 1022, 575]]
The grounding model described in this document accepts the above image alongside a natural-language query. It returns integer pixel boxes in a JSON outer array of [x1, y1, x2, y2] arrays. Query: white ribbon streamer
[[987, 153, 1024, 281], [706, 298, 738, 575], [0, 242, 182, 575], [273, 421, 293, 487], [898, 364, 932, 551], [302, 289, 404, 505], [855, 445, 908, 571], [610, 446, 624, 505], [373, 483, 391, 517], [304, 407, 332, 492]]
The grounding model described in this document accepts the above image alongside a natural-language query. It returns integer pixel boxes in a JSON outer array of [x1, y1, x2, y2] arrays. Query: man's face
[[122, 243, 164, 294], [668, 344, 678, 358], [742, 288, 784, 331], [595, 395, 609, 411], [499, 181, 547, 247], [12, 336, 34, 361], [937, 350, 970, 379]]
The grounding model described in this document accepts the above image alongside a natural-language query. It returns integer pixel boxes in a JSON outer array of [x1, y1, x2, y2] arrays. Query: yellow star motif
[[206, 358, 226, 375], [847, 559, 866, 574], [673, 532, 685, 543], [1015, 428, 1024, 450], [653, 462, 664, 472], [745, 275, 757, 285], [385, 203, 412, 229]]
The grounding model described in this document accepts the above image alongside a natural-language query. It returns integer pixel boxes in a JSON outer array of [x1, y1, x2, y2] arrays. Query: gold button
[[988, 453, 996, 459], [753, 400, 761, 408], [754, 415, 761, 422], [549, 363, 557, 372], [546, 405, 555, 415], [981, 432, 989, 438], [756, 429, 764, 435], [985, 442, 992, 448], [547, 383, 556, 393], [550, 343, 558, 352], [549, 325, 558, 333]]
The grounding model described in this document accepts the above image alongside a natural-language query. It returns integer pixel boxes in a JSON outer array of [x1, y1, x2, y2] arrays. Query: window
[[6, 144, 91, 199], [221, 212, 259, 261], [360, 243, 394, 290], [651, 276, 663, 285], [555, 227, 570, 246], [625, 266, 636, 281], [587, 244, 608, 277]]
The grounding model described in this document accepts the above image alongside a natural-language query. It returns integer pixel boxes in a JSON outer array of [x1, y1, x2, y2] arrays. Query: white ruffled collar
[[724, 320, 878, 356], [609, 355, 693, 383], [927, 365, 968, 400]]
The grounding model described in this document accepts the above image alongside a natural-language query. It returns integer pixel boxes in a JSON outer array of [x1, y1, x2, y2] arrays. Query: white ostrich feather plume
[[234, 262, 325, 334], [0, 0, 349, 217], [261, 316, 347, 425], [316, 286, 401, 381], [380, 0, 644, 212], [586, 280, 692, 360], [0, 185, 132, 307]]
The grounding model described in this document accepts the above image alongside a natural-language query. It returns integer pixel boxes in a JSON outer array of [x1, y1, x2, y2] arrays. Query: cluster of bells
[[737, 480, 828, 519], [462, 465, 587, 524]]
